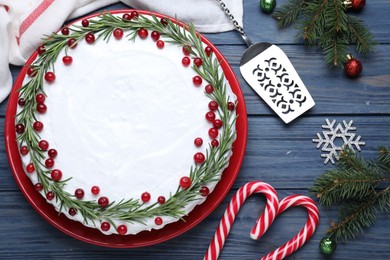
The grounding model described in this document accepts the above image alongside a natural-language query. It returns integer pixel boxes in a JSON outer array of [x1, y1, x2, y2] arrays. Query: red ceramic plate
[[4, 10, 247, 248]]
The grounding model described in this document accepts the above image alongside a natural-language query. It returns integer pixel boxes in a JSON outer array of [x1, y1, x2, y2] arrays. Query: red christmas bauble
[[344, 56, 363, 78], [350, 0, 366, 11]]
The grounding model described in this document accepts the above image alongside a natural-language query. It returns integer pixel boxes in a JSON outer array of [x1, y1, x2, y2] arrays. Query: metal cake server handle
[[216, 0, 315, 124]]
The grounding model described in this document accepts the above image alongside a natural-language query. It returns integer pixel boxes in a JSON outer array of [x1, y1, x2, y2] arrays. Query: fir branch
[[272, 0, 308, 28], [311, 147, 390, 241], [346, 15, 377, 54], [328, 198, 377, 240], [300, 0, 329, 45], [319, 30, 349, 66], [273, 0, 376, 67]]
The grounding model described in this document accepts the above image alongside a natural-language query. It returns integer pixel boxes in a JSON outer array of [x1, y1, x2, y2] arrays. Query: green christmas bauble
[[260, 0, 276, 14], [320, 237, 337, 255]]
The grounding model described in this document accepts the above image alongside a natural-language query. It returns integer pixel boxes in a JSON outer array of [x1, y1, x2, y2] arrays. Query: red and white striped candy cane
[[204, 181, 279, 260], [261, 195, 320, 260]]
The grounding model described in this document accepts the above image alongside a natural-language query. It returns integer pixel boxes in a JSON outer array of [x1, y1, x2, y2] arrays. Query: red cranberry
[[211, 139, 219, 147], [15, 123, 25, 134], [48, 149, 57, 158], [101, 222, 110, 231], [37, 45, 46, 55], [34, 183, 43, 192], [61, 27, 70, 35], [151, 31, 160, 41], [20, 146, 28, 156], [158, 196, 166, 204], [46, 191, 55, 200], [37, 103, 47, 114], [194, 57, 202, 67], [62, 56, 73, 65], [156, 40, 164, 49], [193, 76, 202, 86], [194, 137, 203, 147], [207, 87, 218, 100], [182, 57, 191, 67], [131, 11, 139, 19], [208, 101, 218, 111], [209, 128, 219, 139], [122, 13, 131, 20], [205, 46, 213, 56], [138, 28, 148, 39], [227, 101, 235, 111], [51, 169, 62, 181], [67, 38, 77, 49], [18, 98, 25, 106], [91, 185, 100, 195], [117, 225, 127, 235], [213, 119, 223, 129], [113, 28, 124, 39], [36, 93, 45, 103], [194, 152, 205, 164], [75, 188, 85, 199], [81, 19, 89, 27], [85, 33, 95, 44], [141, 192, 151, 202], [45, 158, 54, 168], [69, 208, 77, 216], [38, 140, 49, 151], [180, 176, 192, 189], [44, 72, 56, 82], [98, 196, 109, 207], [200, 186, 210, 196], [27, 67, 37, 77], [155, 217, 163, 225], [26, 163, 35, 173], [160, 17, 169, 26], [182, 45, 192, 56], [205, 111, 216, 122]]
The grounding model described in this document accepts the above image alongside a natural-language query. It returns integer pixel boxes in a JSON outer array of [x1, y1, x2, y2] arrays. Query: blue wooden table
[[1, 1, 389, 259]]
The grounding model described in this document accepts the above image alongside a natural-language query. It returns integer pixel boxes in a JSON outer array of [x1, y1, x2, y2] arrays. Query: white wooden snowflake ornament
[[313, 119, 365, 164]]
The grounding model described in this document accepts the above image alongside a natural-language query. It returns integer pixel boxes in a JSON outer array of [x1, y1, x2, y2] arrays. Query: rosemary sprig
[[16, 12, 236, 229]]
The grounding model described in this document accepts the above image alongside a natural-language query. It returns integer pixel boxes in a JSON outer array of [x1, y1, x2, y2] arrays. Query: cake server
[[216, 0, 315, 124]]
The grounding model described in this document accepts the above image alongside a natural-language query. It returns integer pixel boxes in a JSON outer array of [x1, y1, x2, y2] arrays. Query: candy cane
[[204, 181, 279, 260], [261, 195, 320, 260]]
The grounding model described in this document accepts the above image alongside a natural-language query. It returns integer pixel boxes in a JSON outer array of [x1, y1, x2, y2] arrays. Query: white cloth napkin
[[0, 0, 243, 103]]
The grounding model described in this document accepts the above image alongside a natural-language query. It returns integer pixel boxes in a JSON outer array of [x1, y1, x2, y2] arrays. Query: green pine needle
[[272, 0, 376, 67], [272, 0, 308, 28], [311, 147, 390, 241]]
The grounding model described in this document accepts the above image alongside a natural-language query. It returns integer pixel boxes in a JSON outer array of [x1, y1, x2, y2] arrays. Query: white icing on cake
[[17, 14, 236, 235]]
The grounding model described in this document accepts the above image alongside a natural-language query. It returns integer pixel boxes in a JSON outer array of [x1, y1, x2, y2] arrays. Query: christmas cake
[[15, 12, 237, 235]]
